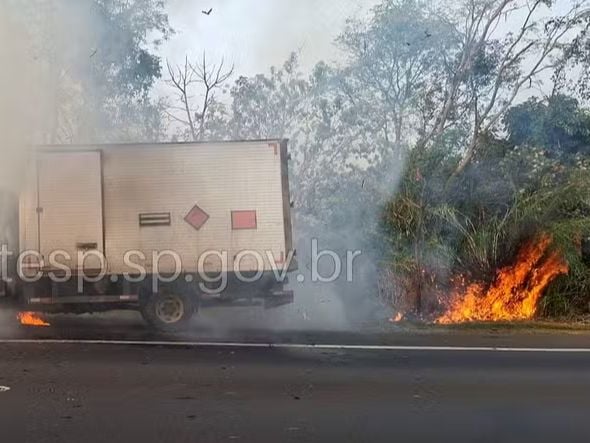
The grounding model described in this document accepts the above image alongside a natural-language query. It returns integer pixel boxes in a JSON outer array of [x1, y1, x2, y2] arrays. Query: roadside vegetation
[[383, 94, 590, 319]]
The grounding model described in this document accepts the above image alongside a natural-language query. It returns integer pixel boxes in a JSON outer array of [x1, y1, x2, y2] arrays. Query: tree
[[337, 0, 453, 147], [229, 52, 309, 140], [79, 0, 172, 143], [14, 0, 172, 144], [554, 7, 590, 100], [416, 0, 590, 177], [504, 94, 590, 156], [166, 53, 234, 141]]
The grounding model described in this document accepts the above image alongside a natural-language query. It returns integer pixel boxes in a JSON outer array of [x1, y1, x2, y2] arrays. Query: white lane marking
[[0, 386, 11, 392], [0, 339, 589, 353]]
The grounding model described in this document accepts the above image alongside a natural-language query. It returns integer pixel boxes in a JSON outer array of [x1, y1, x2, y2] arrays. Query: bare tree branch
[[450, 2, 589, 177], [166, 52, 234, 141]]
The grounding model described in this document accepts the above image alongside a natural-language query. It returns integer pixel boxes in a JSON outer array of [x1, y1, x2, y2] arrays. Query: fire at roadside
[[391, 234, 569, 325], [17, 312, 50, 327]]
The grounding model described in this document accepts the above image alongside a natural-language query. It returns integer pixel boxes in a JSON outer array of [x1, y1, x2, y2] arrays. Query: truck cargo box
[[14, 139, 296, 330], [20, 139, 294, 275]]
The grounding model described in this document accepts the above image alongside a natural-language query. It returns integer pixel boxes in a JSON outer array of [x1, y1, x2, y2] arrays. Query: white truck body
[[19, 140, 294, 276]]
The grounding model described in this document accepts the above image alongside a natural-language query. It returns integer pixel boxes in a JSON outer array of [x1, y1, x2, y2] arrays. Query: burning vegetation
[[436, 235, 568, 324], [382, 153, 590, 324], [382, 150, 590, 324]]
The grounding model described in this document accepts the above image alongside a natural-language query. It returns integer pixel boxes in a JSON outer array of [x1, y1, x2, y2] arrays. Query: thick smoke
[[0, 1, 102, 265], [0, 5, 44, 253], [0, 7, 39, 192]]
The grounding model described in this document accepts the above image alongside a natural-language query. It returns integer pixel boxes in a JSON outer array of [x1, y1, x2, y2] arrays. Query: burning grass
[[436, 235, 568, 324], [382, 131, 590, 322]]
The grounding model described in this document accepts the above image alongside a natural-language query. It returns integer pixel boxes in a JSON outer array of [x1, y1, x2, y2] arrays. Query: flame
[[390, 312, 404, 323], [436, 235, 568, 324], [17, 312, 50, 327]]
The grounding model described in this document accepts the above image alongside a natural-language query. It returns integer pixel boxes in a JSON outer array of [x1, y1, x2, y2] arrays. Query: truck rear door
[[37, 151, 104, 271]]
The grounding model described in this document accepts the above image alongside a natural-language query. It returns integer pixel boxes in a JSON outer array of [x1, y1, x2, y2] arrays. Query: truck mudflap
[[263, 289, 294, 309]]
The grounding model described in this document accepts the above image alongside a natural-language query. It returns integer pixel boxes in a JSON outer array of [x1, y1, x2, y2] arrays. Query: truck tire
[[140, 290, 195, 332]]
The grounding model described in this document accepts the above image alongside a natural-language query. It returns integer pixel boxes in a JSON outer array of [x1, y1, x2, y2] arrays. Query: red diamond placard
[[184, 204, 209, 230]]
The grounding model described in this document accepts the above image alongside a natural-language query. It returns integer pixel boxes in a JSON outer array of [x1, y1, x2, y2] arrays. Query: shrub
[[381, 140, 590, 319]]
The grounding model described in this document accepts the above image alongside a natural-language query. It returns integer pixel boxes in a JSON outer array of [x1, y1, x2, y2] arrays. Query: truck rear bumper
[[26, 295, 139, 305], [16, 271, 294, 311]]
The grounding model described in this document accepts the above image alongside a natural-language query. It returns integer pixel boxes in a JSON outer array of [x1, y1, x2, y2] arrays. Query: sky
[[161, 0, 380, 77], [157, 0, 578, 105]]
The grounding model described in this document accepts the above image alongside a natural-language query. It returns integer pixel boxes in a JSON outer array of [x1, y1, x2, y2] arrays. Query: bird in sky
[[202, 8, 213, 15]]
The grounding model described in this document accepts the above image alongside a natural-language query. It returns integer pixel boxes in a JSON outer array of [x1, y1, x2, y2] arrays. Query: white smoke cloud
[[0, 6, 40, 191], [0, 1, 101, 251]]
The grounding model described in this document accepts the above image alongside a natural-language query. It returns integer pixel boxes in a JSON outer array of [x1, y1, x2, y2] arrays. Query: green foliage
[[382, 127, 590, 317], [14, 0, 172, 143], [83, 0, 172, 142], [229, 53, 309, 140], [91, 0, 170, 99], [504, 95, 590, 156]]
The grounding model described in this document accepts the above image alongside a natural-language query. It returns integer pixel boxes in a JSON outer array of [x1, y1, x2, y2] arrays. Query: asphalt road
[[0, 339, 590, 443], [1, 309, 590, 442]]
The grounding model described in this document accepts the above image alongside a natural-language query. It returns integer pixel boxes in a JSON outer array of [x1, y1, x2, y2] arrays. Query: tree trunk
[[450, 124, 480, 180]]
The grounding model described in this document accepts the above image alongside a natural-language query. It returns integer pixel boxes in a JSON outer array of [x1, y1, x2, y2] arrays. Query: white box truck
[[3, 139, 295, 330]]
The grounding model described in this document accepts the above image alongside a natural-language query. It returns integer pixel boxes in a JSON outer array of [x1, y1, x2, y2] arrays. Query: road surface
[[1, 309, 590, 442], [1, 336, 590, 442]]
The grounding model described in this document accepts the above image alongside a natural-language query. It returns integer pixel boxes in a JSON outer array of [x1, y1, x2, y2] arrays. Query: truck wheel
[[141, 291, 195, 332]]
